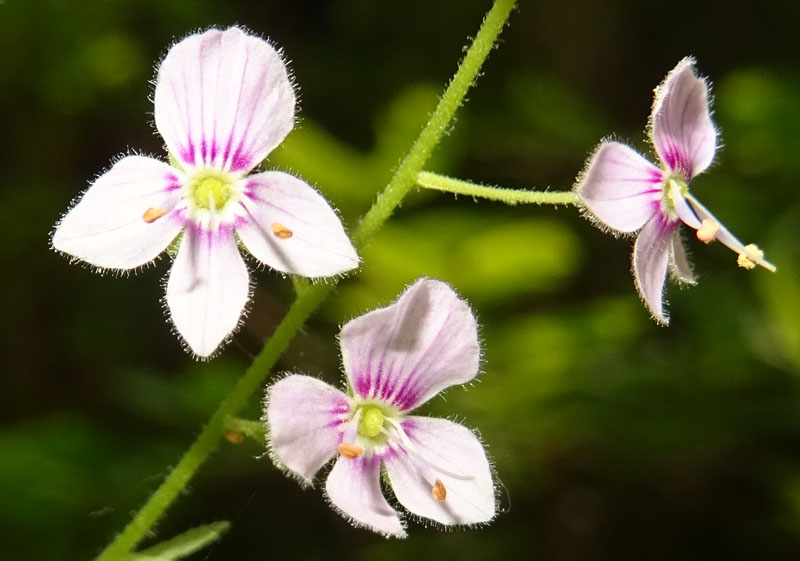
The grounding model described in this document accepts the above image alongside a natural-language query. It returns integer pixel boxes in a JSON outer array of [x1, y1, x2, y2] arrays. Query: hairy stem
[[225, 417, 268, 443], [417, 171, 578, 206], [95, 1, 516, 558], [353, 0, 517, 246]]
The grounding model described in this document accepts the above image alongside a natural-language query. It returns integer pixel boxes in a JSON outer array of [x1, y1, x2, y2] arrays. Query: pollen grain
[[270, 222, 293, 239], [142, 207, 168, 223], [737, 243, 764, 270], [337, 442, 364, 459], [432, 479, 447, 501]]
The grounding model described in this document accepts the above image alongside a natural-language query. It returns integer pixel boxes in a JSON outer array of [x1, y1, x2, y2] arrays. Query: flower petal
[[650, 57, 717, 180], [669, 231, 696, 285], [154, 27, 295, 173], [166, 225, 249, 357], [384, 416, 495, 526], [52, 156, 183, 270], [576, 142, 663, 233], [265, 375, 351, 484], [235, 172, 359, 277], [633, 215, 680, 324], [325, 455, 406, 537], [340, 278, 480, 411]]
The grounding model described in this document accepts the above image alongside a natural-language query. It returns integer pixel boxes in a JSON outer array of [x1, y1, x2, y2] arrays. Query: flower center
[[662, 177, 689, 216], [357, 406, 385, 438], [190, 171, 234, 210]]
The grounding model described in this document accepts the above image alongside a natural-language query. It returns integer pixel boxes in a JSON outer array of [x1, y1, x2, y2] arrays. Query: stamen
[[696, 218, 719, 243], [337, 442, 364, 459], [335, 408, 364, 460], [431, 479, 447, 502], [142, 207, 168, 223], [342, 408, 363, 445], [685, 193, 776, 272], [737, 243, 764, 270], [270, 223, 293, 239]]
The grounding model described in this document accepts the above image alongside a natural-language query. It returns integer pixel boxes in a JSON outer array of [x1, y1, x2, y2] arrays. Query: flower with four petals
[[576, 57, 775, 324], [53, 27, 359, 357], [264, 278, 496, 537], [51, 28, 775, 541]]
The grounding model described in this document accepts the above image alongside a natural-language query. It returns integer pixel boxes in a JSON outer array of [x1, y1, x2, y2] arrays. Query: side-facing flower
[[264, 278, 495, 537], [52, 27, 359, 357], [575, 57, 775, 324]]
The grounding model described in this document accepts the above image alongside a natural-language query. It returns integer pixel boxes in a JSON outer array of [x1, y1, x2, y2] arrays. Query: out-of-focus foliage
[[1, 1, 799, 560]]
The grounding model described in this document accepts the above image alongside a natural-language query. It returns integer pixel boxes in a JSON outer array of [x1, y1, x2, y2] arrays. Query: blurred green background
[[2, 0, 800, 559]]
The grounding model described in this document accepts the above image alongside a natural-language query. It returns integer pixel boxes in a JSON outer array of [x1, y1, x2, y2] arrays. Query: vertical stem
[[95, 283, 329, 561], [354, 0, 517, 246], [94, 2, 516, 559]]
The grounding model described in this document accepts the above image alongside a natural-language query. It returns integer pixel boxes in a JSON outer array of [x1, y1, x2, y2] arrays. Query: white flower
[[576, 57, 774, 324], [264, 278, 496, 537], [53, 27, 359, 357]]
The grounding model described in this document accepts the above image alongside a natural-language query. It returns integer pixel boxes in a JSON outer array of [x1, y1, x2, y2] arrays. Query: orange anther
[[337, 443, 364, 459], [142, 207, 168, 223], [431, 479, 447, 502], [270, 223, 293, 239]]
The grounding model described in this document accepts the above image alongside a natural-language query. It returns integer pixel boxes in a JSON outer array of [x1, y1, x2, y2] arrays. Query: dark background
[[2, 0, 800, 559]]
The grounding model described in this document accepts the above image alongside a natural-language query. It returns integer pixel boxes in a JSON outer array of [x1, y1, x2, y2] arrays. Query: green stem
[[95, 282, 329, 561], [417, 171, 578, 206], [353, 0, 517, 246], [95, 2, 515, 558]]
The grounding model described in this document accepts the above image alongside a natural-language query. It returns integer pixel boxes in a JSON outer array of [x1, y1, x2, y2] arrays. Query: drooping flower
[[52, 27, 359, 357], [264, 278, 495, 537], [575, 57, 775, 324]]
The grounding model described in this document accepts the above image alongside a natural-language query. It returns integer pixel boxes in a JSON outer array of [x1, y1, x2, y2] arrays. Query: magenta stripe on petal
[[154, 27, 296, 174], [340, 279, 480, 412]]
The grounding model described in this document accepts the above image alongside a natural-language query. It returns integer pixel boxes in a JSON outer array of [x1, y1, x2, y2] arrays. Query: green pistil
[[357, 406, 385, 438], [191, 172, 233, 210], [663, 177, 689, 215], [674, 177, 689, 196]]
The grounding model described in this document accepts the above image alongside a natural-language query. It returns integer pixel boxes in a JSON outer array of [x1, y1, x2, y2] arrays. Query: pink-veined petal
[[633, 215, 680, 324], [53, 156, 183, 270], [235, 172, 358, 277], [650, 57, 717, 180], [340, 278, 480, 411], [576, 142, 663, 233], [324, 454, 406, 537], [669, 231, 696, 285], [166, 225, 249, 357], [154, 27, 295, 173], [384, 416, 495, 526], [265, 375, 351, 484]]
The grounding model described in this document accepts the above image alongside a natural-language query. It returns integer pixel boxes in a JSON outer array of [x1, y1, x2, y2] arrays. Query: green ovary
[[663, 177, 689, 215], [191, 173, 233, 210], [358, 406, 385, 438]]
